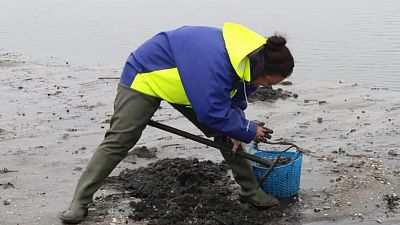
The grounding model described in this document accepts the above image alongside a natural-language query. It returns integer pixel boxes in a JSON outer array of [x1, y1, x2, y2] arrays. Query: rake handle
[[148, 120, 274, 167]]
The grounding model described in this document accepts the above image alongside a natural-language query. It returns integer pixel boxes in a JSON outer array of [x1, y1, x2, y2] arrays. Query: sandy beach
[[1, 50, 400, 225]]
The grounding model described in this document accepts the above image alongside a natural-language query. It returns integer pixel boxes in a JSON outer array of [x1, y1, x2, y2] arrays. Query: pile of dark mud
[[105, 158, 285, 225], [264, 157, 293, 168], [249, 87, 297, 102]]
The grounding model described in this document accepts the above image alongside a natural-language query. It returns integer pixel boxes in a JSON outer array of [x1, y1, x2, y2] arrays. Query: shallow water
[[1, 0, 400, 89]]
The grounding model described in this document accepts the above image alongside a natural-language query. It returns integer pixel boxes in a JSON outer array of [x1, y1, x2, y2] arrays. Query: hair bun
[[266, 35, 287, 51]]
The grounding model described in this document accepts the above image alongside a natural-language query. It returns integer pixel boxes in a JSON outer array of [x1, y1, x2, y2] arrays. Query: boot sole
[[239, 195, 279, 209], [60, 211, 87, 224], [60, 217, 84, 224]]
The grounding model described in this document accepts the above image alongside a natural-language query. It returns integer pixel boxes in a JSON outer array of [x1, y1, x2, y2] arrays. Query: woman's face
[[253, 74, 286, 87]]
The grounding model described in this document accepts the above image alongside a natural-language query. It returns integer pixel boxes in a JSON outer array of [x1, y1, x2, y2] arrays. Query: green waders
[[61, 84, 277, 224], [60, 85, 161, 224]]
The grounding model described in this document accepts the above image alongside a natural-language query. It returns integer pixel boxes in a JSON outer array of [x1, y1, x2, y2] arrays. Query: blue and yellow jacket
[[120, 23, 267, 143]]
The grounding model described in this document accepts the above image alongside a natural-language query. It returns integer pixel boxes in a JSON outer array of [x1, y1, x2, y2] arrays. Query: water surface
[[1, 0, 399, 89]]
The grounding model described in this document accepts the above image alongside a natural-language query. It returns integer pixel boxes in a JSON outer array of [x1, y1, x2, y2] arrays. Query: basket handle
[[249, 141, 298, 154]]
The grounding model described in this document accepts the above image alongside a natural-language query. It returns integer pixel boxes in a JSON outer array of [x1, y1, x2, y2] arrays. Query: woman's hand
[[231, 139, 245, 154], [255, 122, 273, 142]]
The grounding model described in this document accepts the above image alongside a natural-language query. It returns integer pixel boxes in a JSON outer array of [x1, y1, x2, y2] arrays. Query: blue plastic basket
[[252, 150, 303, 198]]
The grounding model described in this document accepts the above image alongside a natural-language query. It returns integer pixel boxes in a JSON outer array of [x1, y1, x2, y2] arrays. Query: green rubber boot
[[60, 151, 119, 224], [238, 187, 279, 208], [216, 136, 279, 208]]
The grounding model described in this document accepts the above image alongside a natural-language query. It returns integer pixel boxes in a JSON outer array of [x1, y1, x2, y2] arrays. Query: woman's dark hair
[[249, 34, 294, 81]]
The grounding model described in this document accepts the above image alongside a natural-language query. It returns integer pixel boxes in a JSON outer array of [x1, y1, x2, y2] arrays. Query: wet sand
[[1, 51, 400, 225]]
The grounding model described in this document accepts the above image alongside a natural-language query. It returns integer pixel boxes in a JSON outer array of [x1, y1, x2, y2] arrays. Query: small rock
[[317, 117, 323, 123], [280, 81, 293, 86], [318, 100, 327, 105], [3, 199, 11, 205], [376, 219, 383, 224], [353, 213, 364, 219], [314, 208, 321, 212], [304, 99, 310, 103], [323, 206, 331, 210], [388, 150, 399, 157], [73, 167, 83, 172], [347, 202, 352, 206], [339, 80, 344, 83], [123, 153, 138, 164], [332, 201, 339, 206], [293, 93, 299, 98], [131, 146, 157, 159]]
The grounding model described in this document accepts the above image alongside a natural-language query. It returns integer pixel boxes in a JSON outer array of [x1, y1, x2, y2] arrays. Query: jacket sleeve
[[185, 69, 257, 143]]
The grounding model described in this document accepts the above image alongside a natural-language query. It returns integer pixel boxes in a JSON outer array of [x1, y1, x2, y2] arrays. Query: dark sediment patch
[[0, 167, 17, 174], [131, 146, 157, 159], [249, 87, 297, 102], [384, 193, 400, 211], [0, 182, 15, 189], [279, 81, 293, 86], [105, 158, 287, 225]]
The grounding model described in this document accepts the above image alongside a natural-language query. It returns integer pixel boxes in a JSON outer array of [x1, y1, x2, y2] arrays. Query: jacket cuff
[[243, 120, 257, 143]]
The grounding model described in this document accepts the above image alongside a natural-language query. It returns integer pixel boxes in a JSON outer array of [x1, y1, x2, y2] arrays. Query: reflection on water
[[1, 0, 399, 89]]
